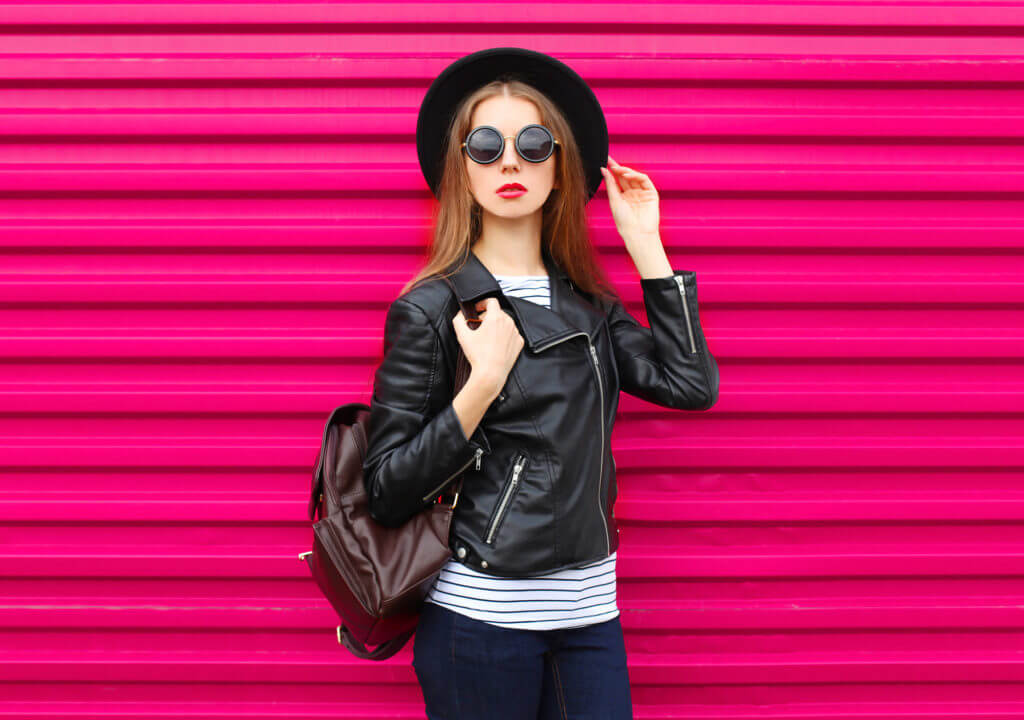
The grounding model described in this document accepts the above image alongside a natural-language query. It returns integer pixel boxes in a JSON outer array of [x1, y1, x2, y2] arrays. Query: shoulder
[[387, 274, 456, 334], [571, 280, 618, 318]]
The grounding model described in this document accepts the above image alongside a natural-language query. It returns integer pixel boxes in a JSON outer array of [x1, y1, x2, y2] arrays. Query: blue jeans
[[412, 601, 634, 719]]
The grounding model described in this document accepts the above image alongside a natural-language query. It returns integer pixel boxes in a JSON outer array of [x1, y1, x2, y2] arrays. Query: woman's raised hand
[[452, 296, 525, 396], [600, 155, 661, 244]]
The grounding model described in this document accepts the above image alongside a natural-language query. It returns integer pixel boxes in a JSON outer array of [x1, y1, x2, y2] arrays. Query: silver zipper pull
[[474, 446, 483, 471], [589, 343, 599, 368]]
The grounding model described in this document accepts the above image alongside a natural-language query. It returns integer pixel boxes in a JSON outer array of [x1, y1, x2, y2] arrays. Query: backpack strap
[[438, 275, 482, 504], [439, 274, 479, 392]]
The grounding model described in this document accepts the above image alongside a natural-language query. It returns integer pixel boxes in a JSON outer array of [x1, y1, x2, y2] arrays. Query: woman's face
[[464, 94, 557, 220]]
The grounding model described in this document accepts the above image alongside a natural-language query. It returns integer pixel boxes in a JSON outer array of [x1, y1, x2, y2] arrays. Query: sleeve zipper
[[421, 446, 484, 503], [673, 275, 698, 355]]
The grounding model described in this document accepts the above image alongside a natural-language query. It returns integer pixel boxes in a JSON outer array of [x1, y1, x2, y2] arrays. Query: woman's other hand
[[452, 296, 525, 396]]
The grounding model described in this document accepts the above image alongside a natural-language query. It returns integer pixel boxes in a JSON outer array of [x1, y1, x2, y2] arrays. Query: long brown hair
[[401, 75, 618, 306]]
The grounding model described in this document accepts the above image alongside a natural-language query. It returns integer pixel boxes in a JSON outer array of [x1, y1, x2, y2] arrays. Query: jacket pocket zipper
[[421, 446, 484, 503], [483, 452, 528, 545], [673, 275, 697, 355]]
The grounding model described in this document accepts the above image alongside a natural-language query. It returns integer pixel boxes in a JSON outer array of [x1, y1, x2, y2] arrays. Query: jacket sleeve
[[606, 269, 719, 411], [361, 297, 490, 528]]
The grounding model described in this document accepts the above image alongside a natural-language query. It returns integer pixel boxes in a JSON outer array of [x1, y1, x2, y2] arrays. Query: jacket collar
[[446, 246, 605, 352]]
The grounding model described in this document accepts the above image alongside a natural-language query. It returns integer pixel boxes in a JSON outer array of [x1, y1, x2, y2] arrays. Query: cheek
[[544, 164, 556, 185], [467, 160, 494, 187], [464, 163, 486, 199], [533, 164, 556, 190]]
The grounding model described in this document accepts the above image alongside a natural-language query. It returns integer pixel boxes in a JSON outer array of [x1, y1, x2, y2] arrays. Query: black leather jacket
[[362, 247, 719, 577]]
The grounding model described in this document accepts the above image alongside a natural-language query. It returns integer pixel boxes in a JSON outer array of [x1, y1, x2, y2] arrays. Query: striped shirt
[[423, 272, 619, 630]]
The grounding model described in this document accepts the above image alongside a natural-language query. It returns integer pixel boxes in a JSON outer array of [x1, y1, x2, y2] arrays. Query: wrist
[[467, 369, 503, 401], [625, 233, 664, 258], [625, 239, 671, 279]]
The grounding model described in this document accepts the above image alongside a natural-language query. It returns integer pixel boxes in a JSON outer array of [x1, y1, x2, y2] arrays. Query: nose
[[500, 135, 520, 170]]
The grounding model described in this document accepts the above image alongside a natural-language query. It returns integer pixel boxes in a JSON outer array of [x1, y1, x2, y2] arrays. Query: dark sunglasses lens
[[467, 127, 503, 163], [518, 126, 554, 162]]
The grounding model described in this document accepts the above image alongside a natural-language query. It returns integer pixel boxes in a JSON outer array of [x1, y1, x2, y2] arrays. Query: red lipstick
[[497, 182, 527, 198]]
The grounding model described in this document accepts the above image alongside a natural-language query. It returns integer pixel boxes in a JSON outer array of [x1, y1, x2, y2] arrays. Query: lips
[[497, 183, 526, 193]]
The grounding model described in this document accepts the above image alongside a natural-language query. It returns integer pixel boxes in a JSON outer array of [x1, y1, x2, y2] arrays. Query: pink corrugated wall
[[4, 2, 1024, 717]]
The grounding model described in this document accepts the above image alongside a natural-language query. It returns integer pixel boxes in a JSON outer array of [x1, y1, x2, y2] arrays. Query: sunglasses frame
[[461, 123, 561, 165]]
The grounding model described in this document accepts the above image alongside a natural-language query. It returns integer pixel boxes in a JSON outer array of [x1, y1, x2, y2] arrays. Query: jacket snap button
[[456, 547, 466, 559], [481, 560, 488, 569]]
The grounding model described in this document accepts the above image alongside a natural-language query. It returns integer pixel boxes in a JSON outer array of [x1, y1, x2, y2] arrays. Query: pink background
[[4, 5, 1024, 717]]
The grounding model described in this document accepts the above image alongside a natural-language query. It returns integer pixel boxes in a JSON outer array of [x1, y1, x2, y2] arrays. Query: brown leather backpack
[[299, 277, 479, 660]]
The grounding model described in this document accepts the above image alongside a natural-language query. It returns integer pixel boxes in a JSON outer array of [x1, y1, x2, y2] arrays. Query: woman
[[362, 47, 719, 719]]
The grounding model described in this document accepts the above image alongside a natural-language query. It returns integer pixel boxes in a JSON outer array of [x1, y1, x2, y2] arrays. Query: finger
[[601, 166, 619, 195], [457, 309, 483, 332], [609, 157, 639, 176], [600, 166, 621, 198], [618, 170, 647, 187], [607, 157, 633, 173], [468, 297, 492, 324], [621, 171, 651, 189], [459, 304, 484, 329]]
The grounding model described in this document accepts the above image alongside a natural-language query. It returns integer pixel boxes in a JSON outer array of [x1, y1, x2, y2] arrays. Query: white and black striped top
[[423, 272, 619, 630]]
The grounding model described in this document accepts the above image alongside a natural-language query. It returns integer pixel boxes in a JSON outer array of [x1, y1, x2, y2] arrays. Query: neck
[[471, 232, 546, 277]]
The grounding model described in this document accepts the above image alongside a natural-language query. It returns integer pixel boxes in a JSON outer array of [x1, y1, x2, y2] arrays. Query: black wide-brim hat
[[416, 47, 609, 203]]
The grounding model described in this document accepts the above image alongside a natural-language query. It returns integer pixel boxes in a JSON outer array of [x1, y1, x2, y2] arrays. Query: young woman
[[362, 47, 719, 720]]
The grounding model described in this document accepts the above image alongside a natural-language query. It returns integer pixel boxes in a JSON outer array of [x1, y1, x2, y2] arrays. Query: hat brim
[[416, 47, 608, 203]]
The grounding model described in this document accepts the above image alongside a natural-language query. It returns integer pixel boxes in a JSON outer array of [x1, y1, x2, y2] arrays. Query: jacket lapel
[[446, 247, 605, 352]]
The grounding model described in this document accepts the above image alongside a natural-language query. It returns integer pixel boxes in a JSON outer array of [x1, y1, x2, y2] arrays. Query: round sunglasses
[[461, 124, 561, 165]]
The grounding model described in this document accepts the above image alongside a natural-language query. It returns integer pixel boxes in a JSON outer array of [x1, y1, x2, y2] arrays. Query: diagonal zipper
[[484, 452, 528, 544], [421, 446, 484, 503]]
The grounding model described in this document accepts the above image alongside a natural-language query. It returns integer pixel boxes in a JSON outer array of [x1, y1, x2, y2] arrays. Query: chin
[[490, 208, 542, 220]]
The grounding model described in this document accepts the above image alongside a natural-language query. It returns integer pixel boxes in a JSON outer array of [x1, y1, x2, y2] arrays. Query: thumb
[[600, 166, 620, 202], [452, 309, 466, 334]]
